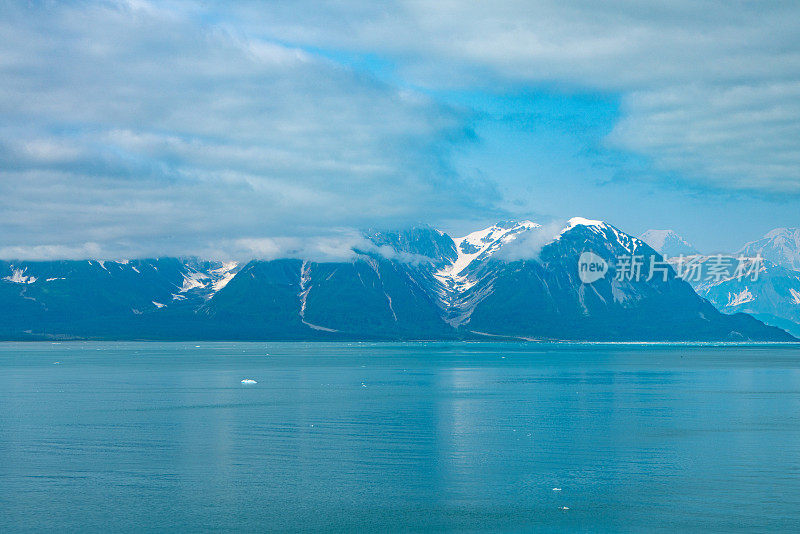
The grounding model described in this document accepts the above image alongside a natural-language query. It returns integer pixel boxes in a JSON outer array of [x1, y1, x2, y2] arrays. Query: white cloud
[[0, 0, 497, 259], [494, 220, 567, 261], [3, 0, 800, 260], [0, 243, 104, 261], [222, 0, 800, 193]]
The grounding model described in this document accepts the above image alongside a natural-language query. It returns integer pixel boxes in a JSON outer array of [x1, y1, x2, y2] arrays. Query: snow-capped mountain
[[671, 254, 800, 338], [738, 228, 800, 271], [0, 220, 793, 341], [448, 218, 773, 340], [206, 218, 791, 341], [431, 220, 539, 325], [670, 229, 800, 338], [639, 229, 699, 257], [434, 220, 539, 292]]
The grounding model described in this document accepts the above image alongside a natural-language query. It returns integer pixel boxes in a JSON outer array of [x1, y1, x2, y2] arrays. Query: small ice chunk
[[240, 379, 258, 384]]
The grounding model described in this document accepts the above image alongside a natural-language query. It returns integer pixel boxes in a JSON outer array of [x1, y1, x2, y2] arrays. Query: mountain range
[[641, 227, 800, 338], [1, 218, 794, 342]]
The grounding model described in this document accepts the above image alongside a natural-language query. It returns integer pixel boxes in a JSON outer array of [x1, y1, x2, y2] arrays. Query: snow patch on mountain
[[3, 268, 37, 284], [385, 291, 397, 321], [727, 288, 755, 307], [296, 260, 338, 331], [179, 261, 240, 297], [298, 260, 311, 317], [209, 262, 239, 292], [790, 288, 800, 305], [180, 271, 208, 292]]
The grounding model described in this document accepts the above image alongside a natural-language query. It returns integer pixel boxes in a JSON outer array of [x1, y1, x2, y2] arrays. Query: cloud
[[221, 0, 800, 193], [495, 220, 567, 261], [219, 233, 371, 263], [4, 0, 800, 260], [0, 242, 104, 261], [608, 82, 800, 192], [0, 0, 498, 259]]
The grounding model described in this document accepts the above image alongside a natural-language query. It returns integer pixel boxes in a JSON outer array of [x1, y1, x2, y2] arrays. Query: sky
[[1, 0, 799, 260]]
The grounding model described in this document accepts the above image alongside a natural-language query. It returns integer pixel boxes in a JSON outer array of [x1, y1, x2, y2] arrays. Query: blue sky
[[1, 1, 798, 259], [442, 88, 800, 252]]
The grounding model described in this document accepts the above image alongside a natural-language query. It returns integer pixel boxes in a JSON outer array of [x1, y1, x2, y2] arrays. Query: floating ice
[[240, 379, 258, 384]]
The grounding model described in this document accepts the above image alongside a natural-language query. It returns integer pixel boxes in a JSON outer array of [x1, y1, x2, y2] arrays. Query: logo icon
[[577, 252, 608, 284]]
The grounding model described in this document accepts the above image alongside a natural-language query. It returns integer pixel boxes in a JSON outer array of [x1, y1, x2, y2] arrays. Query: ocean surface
[[2, 342, 800, 532]]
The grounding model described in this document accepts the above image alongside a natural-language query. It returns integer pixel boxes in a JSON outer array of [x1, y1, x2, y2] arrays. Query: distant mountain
[[738, 228, 800, 271], [671, 254, 800, 339], [0, 220, 793, 341], [640, 229, 699, 257], [674, 228, 800, 338]]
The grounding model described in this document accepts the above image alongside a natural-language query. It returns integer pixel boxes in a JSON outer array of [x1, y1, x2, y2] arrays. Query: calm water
[[2, 342, 800, 532]]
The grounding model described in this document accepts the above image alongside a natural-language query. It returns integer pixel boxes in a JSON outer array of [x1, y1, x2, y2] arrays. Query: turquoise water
[[2, 342, 800, 532]]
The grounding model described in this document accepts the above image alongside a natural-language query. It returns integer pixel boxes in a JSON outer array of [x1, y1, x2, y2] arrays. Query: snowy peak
[[564, 217, 605, 231], [456, 220, 539, 262], [739, 228, 800, 271], [640, 229, 699, 258], [437, 220, 539, 287], [557, 217, 646, 256]]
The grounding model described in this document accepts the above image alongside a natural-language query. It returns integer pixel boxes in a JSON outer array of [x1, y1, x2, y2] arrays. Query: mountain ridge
[[0, 219, 795, 342]]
